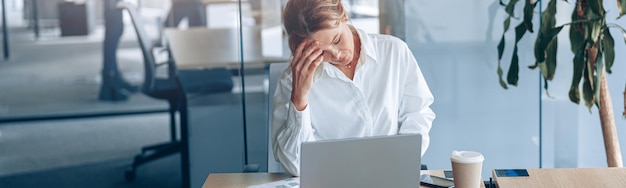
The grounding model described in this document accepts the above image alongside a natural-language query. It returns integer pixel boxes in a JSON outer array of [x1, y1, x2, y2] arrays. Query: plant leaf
[[515, 23, 528, 43], [544, 37, 558, 80], [506, 23, 526, 86], [593, 49, 603, 107], [505, 0, 520, 18], [498, 35, 506, 60], [504, 17, 511, 31], [542, 0, 557, 28], [582, 60, 595, 110], [569, 9, 586, 53], [584, 43, 601, 108], [587, 0, 605, 18], [602, 29, 615, 74], [530, 36, 558, 83], [508, 46, 520, 86], [534, 0, 559, 63], [582, 39, 604, 109], [569, 48, 585, 104], [568, 85, 580, 103], [498, 60, 509, 89], [586, 44, 598, 90], [533, 26, 563, 66], [496, 16, 511, 89], [617, 0, 626, 18], [544, 78, 551, 97], [497, 17, 511, 61], [590, 20, 605, 44], [531, 0, 561, 82], [533, 62, 548, 77], [612, 24, 626, 46], [523, 0, 535, 33], [497, 34, 507, 89], [507, 23, 527, 87]]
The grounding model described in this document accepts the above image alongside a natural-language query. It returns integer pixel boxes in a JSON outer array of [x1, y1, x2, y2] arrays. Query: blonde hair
[[283, 0, 346, 54]]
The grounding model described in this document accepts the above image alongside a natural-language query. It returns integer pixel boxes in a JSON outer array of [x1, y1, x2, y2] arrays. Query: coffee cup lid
[[450, 150, 484, 163]]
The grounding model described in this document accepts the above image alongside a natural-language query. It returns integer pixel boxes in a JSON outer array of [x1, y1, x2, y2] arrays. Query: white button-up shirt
[[271, 27, 435, 176]]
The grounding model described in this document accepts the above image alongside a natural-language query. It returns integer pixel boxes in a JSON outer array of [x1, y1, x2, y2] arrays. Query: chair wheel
[[124, 169, 135, 182]]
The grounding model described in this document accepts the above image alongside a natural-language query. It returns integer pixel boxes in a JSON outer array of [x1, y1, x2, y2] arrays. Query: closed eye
[[332, 33, 340, 45], [333, 38, 341, 45]]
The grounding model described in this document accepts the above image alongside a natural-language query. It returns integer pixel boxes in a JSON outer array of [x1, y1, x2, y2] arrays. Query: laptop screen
[[300, 134, 422, 188]]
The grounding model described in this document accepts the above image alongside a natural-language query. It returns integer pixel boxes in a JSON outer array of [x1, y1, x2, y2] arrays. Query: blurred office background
[[0, 0, 624, 187]]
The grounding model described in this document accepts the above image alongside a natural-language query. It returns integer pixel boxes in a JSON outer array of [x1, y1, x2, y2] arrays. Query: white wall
[[404, 0, 542, 179]]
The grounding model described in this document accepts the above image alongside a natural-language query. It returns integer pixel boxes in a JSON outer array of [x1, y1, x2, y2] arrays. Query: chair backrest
[[117, 2, 157, 93], [267, 62, 289, 172]]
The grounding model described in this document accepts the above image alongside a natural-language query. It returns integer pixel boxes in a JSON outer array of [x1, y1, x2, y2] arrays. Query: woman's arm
[[271, 73, 317, 176], [272, 39, 324, 176], [397, 44, 436, 157]]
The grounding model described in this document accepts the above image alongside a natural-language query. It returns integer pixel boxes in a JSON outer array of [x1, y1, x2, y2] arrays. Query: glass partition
[[386, 0, 541, 179], [163, 0, 249, 187], [238, 0, 288, 175], [0, 0, 172, 119]]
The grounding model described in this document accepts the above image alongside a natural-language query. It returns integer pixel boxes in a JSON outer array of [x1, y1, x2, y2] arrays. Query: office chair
[[117, 2, 234, 182], [267, 62, 288, 173], [266, 63, 429, 172]]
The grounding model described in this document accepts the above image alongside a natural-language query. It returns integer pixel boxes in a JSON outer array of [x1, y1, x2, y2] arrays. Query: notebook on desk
[[300, 134, 422, 188]]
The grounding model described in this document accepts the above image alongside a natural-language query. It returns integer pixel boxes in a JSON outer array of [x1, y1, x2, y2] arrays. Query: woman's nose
[[327, 49, 341, 59]]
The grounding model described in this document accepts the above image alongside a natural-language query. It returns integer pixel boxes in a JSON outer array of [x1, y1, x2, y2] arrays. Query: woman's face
[[308, 21, 355, 66]]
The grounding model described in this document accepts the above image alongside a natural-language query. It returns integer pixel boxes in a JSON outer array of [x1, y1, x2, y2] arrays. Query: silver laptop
[[300, 134, 422, 188]]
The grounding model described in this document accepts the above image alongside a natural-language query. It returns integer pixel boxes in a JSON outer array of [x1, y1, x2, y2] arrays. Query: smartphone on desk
[[494, 169, 529, 177], [420, 174, 455, 188]]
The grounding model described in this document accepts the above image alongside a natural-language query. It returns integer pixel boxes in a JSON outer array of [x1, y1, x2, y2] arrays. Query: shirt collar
[[353, 26, 378, 64]]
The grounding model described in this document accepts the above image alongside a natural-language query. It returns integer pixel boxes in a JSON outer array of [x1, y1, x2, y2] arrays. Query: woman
[[272, 0, 435, 176]]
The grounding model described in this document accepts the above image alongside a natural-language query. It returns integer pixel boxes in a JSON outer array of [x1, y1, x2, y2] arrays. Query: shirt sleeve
[[271, 71, 316, 176], [397, 43, 436, 157]]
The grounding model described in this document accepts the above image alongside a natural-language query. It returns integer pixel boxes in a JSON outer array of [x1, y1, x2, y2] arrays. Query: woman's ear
[[341, 12, 349, 21]]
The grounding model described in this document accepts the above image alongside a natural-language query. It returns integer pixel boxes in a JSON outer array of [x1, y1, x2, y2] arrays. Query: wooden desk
[[165, 27, 265, 70], [203, 173, 291, 188], [492, 168, 626, 187], [203, 170, 486, 188]]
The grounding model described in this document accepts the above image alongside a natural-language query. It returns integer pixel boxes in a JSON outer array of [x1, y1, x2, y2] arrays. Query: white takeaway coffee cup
[[450, 150, 484, 188]]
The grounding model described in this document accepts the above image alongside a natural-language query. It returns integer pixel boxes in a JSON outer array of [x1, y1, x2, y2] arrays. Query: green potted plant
[[496, 0, 626, 167]]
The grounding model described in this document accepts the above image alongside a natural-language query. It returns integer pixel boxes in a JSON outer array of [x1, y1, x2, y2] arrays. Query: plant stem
[[599, 70, 623, 167]]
